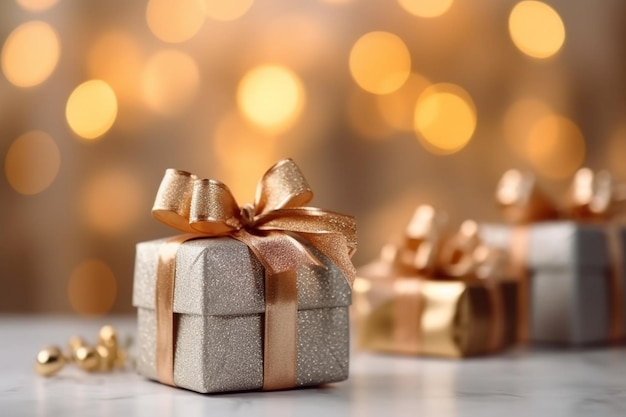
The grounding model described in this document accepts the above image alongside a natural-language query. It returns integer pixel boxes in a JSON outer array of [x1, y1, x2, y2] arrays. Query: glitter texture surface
[[133, 236, 352, 393]]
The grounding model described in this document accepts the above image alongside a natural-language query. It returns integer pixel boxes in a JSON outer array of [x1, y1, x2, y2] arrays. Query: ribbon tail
[[232, 230, 322, 391], [300, 233, 357, 288], [155, 234, 201, 386], [263, 269, 298, 390]]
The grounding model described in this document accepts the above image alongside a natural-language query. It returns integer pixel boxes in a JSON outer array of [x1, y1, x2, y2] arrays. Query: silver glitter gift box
[[132, 236, 351, 393], [480, 221, 626, 345]]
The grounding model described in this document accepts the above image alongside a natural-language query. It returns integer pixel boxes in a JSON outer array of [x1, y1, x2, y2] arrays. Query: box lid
[[132, 236, 352, 316], [479, 221, 617, 270]]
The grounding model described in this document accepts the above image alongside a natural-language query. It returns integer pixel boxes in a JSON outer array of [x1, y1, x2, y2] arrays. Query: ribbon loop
[[567, 168, 614, 221], [152, 169, 198, 233], [254, 159, 313, 216]]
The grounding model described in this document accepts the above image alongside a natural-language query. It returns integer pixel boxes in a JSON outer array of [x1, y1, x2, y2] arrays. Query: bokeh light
[[16, 0, 58, 12], [237, 64, 305, 133], [349, 31, 411, 95], [502, 98, 552, 156], [67, 259, 117, 316], [80, 169, 145, 235], [4, 131, 61, 195], [508, 1, 565, 59], [66, 80, 118, 140], [141, 49, 199, 116], [377, 72, 430, 131], [213, 112, 278, 203], [87, 30, 144, 105], [398, 0, 454, 18], [146, 0, 206, 43], [525, 115, 585, 179], [414, 83, 476, 154], [204, 0, 254, 21], [1, 21, 60, 88]]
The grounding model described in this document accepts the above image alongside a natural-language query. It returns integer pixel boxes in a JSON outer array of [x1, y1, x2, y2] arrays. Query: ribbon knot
[[239, 203, 256, 227], [150, 159, 357, 391]]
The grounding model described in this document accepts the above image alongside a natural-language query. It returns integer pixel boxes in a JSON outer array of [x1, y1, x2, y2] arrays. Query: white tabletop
[[1, 315, 625, 417]]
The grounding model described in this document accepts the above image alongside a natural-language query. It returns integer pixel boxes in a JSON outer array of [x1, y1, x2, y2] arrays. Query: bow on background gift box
[[132, 159, 357, 393], [479, 168, 626, 345], [354, 205, 518, 358]]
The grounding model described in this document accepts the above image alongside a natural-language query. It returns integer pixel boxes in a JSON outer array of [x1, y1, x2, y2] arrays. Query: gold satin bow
[[151, 159, 357, 390], [384, 204, 505, 282], [497, 167, 624, 223]]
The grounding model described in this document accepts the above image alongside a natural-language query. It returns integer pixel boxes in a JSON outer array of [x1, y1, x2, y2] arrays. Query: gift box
[[133, 160, 357, 393], [133, 236, 351, 393], [479, 168, 626, 345], [480, 222, 626, 345], [354, 262, 517, 358], [354, 205, 517, 358]]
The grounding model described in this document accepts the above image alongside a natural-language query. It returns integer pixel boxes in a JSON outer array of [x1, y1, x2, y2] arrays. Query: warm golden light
[[237, 65, 305, 133], [146, 0, 206, 43], [509, 1, 565, 59], [1, 21, 60, 88], [377, 72, 430, 132], [87, 30, 144, 105], [607, 125, 626, 179], [502, 98, 552, 156], [141, 49, 199, 116], [525, 115, 585, 179], [349, 31, 411, 95], [16, 0, 58, 11], [398, 0, 453, 18], [251, 15, 328, 71], [4, 131, 60, 195], [213, 113, 278, 203], [414, 83, 476, 154], [204, 0, 254, 21], [80, 169, 145, 235], [66, 80, 118, 140], [348, 88, 394, 141], [68, 259, 117, 316]]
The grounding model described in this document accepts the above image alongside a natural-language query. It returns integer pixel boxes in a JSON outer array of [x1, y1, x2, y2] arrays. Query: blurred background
[[1, 0, 625, 315]]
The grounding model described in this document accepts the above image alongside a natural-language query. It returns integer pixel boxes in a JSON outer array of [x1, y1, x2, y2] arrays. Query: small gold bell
[[68, 336, 87, 360], [97, 325, 118, 371], [74, 346, 100, 372], [35, 346, 66, 377], [36, 325, 129, 377]]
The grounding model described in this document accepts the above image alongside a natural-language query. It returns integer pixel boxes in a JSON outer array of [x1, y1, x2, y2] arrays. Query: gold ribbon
[[377, 205, 508, 354], [496, 167, 625, 343], [151, 159, 357, 390]]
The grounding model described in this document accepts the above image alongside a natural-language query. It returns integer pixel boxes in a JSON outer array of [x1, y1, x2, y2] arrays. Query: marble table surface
[[1, 315, 625, 417]]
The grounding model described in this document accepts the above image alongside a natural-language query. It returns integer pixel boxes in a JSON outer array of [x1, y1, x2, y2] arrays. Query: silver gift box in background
[[132, 237, 351, 393], [480, 221, 626, 345]]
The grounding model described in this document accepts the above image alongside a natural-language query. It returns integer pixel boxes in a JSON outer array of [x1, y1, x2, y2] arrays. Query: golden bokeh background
[[1, 0, 625, 315]]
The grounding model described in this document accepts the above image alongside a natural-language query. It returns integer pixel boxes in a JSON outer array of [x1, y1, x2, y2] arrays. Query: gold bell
[[36, 325, 128, 377], [74, 346, 101, 372], [35, 346, 67, 377], [97, 325, 118, 371]]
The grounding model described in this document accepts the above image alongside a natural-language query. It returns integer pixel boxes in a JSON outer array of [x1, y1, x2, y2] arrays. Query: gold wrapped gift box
[[354, 262, 517, 358], [353, 205, 517, 358]]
